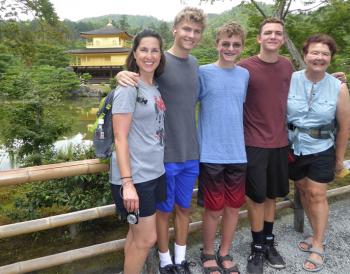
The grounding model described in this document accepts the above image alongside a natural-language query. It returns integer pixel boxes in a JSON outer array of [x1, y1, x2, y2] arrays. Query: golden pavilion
[[67, 22, 133, 82]]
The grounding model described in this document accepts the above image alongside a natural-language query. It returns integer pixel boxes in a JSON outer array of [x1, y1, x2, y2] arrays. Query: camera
[[126, 210, 139, 224]]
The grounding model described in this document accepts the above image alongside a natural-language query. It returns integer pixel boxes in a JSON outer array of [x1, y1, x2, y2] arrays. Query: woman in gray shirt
[[109, 29, 166, 274]]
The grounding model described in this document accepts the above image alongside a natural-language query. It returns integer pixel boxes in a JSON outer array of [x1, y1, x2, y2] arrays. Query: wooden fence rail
[[1, 159, 350, 274], [0, 159, 108, 187]]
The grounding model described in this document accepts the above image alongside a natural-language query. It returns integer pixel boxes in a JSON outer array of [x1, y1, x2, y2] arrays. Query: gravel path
[[185, 195, 350, 274]]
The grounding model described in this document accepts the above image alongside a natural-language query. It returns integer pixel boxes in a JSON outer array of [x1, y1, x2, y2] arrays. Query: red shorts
[[197, 163, 246, 210]]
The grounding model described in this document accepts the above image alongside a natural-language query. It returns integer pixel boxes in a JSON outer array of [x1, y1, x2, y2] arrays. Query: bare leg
[[156, 210, 171, 253], [123, 214, 157, 274], [247, 197, 265, 232], [295, 177, 314, 249], [202, 208, 222, 273], [264, 198, 276, 223], [296, 178, 315, 232], [303, 179, 328, 270], [174, 204, 191, 246], [219, 206, 240, 271]]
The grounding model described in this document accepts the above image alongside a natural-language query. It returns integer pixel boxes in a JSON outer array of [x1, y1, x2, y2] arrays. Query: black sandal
[[216, 250, 240, 274], [200, 248, 222, 274]]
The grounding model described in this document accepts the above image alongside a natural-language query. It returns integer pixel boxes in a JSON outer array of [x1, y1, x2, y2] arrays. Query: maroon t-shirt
[[239, 55, 293, 148]]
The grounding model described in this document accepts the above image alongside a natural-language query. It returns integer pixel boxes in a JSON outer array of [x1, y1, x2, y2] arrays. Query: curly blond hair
[[173, 7, 207, 30], [216, 21, 246, 45]]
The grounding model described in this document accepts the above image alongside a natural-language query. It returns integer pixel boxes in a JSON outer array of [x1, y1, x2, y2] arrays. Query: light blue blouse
[[287, 69, 341, 155]]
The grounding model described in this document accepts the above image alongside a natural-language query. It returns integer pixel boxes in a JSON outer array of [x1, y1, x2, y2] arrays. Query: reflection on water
[[55, 133, 93, 151], [0, 148, 16, 170], [0, 133, 93, 171]]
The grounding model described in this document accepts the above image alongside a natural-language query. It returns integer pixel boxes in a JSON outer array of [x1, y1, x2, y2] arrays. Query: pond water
[[0, 97, 100, 171]]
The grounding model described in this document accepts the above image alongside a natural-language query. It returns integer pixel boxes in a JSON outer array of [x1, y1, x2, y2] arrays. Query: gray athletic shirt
[[157, 52, 199, 163], [110, 80, 165, 185]]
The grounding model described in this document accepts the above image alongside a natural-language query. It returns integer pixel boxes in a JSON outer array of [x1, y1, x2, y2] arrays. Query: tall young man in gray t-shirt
[[116, 7, 206, 274]]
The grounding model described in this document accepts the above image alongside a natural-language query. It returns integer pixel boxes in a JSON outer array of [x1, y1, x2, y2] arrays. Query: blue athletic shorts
[[156, 160, 199, 212]]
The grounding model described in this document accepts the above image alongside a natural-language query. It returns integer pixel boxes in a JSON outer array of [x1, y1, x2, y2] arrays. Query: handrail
[[0, 204, 115, 239], [1, 159, 350, 274], [0, 200, 295, 274], [0, 189, 198, 239], [0, 159, 108, 186], [0, 239, 125, 274]]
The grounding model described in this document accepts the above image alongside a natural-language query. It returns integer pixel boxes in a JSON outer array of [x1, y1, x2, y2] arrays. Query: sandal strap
[[305, 258, 322, 267], [222, 264, 240, 274], [298, 239, 313, 252], [303, 257, 324, 272], [204, 266, 222, 274], [217, 254, 233, 264], [302, 237, 313, 245], [309, 247, 325, 260], [200, 250, 217, 263]]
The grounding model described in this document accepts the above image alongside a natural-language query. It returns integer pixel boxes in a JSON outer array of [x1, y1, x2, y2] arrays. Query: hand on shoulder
[[116, 71, 140, 87]]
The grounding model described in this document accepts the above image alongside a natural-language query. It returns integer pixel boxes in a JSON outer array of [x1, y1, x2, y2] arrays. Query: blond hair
[[216, 21, 246, 44], [173, 7, 207, 30]]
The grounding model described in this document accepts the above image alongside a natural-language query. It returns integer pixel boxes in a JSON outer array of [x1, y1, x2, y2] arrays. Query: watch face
[[126, 213, 138, 224]]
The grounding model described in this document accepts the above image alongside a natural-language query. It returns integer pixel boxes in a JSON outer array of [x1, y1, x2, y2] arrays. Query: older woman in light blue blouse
[[287, 34, 350, 272]]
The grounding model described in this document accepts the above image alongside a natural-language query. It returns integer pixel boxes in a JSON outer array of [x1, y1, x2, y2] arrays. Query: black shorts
[[289, 147, 335, 183], [110, 174, 166, 219], [245, 146, 289, 203]]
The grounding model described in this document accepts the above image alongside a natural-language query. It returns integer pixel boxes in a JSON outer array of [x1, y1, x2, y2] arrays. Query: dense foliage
[[0, 0, 349, 221], [0, 63, 80, 165], [4, 145, 112, 221]]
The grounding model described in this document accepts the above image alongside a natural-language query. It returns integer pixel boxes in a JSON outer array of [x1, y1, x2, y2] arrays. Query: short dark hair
[[259, 17, 284, 34], [302, 34, 337, 57], [125, 29, 166, 78]]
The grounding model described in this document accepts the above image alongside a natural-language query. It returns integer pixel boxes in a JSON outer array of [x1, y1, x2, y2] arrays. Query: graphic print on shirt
[[154, 96, 166, 146]]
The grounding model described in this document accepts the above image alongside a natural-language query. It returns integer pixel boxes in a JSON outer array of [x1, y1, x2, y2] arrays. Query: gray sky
[[48, 0, 262, 22]]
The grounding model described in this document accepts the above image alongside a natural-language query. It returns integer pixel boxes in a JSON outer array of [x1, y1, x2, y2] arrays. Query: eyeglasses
[[220, 42, 242, 49]]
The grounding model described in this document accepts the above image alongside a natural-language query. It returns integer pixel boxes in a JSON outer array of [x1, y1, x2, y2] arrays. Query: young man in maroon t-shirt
[[238, 18, 292, 274], [239, 18, 347, 274]]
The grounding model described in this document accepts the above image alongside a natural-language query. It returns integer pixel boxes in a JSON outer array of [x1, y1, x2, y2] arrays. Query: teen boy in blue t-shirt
[[197, 22, 249, 274]]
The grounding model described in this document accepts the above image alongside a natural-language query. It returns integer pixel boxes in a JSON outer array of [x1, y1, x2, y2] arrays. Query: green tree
[[32, 43, 70, 68], [0, 0, 59, 25], [117, 15, 130, 31], [0, 65, 80, 165], [201, 0, 310, 68], [157, 21, 173, 49], [0, 44, 17, 75]]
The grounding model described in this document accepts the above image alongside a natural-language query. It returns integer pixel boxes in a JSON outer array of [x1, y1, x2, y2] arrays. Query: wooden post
[[293, 187, 304, 232], [144, 246, 158, 274], [69, 224, 79, 239]]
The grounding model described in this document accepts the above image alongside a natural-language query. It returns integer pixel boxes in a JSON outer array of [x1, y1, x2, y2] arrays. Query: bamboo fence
[[1, 160, 350, 273]]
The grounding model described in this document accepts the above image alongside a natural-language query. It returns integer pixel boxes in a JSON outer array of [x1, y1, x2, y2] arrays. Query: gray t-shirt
[[157, 52, 199, 163], [110, 81, 165, 185]]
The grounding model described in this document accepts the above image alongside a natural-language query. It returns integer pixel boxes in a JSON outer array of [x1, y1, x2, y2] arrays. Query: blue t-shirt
[[198, 64, 249, 163]]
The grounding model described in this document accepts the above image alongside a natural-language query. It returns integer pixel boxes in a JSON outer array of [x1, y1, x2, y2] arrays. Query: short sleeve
[[112, 86, 137, 114]]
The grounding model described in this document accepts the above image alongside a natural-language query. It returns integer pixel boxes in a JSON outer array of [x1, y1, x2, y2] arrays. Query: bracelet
[[120, 176, 132, 180], [122, 179, 133, 186]]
